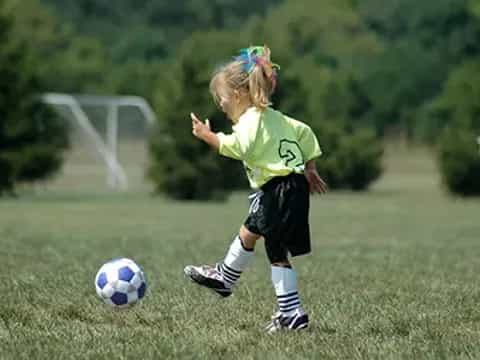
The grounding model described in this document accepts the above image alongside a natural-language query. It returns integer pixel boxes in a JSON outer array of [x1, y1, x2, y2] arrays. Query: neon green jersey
[[217, 107, 322, 189]]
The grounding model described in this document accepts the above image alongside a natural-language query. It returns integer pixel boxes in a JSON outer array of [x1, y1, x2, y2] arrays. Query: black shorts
[[244, 172, 311, 263]]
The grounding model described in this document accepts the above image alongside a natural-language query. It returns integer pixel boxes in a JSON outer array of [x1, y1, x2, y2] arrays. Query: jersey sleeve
[[217, 115, 260, 160], [290, 118, 322, 161]]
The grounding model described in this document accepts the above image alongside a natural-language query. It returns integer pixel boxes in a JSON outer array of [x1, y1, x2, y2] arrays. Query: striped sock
[[220, 236, 254, 288], [272, 266, 302, 316], [277, 291, 301, 314]]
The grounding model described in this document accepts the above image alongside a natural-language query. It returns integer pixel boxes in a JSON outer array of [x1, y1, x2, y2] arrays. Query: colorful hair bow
[[235, 45, 280, 86]]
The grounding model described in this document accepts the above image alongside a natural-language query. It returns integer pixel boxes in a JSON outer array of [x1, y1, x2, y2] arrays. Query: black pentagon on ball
[[97, 272, 108, 289], [118, 266, 135, 282], [138, 282, 146, 299], [111, 291, 129, 306]]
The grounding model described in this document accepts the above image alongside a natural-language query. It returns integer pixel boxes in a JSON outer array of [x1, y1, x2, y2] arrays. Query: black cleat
[[265, 308, 309, 333]]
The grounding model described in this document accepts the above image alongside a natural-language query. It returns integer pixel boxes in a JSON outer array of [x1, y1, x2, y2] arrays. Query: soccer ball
[[95, 258, 147, 308]]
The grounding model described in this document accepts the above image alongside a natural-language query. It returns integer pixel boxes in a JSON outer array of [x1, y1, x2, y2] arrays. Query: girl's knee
[[239, 225, 260, 241], [271, 261, 291, 268], [239, 225, 261, 249]]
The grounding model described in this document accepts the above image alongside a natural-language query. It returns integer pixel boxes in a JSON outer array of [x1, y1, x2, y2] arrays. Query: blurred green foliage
[[147, 32, 248, 200], [355, 0, 480, 138], [314, 125, 383, 191], [436, 59, 480, 195], [1, 0, 480, 197], [438, 126, 480, 196], [0, 0, 68, 194], [41, 0, 281, 62]]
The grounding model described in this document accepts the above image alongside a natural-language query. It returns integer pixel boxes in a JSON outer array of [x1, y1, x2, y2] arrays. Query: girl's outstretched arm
[[191, 112, 220, 150]]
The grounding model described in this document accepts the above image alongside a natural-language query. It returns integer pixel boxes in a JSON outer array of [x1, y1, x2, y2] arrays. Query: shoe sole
[[184, 266, 232, 298], [267, 323, 309, 333], [266, 314, 309, 333]]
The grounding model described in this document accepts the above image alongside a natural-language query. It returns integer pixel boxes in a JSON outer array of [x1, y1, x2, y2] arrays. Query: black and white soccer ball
[[95, 258, 147, 308]]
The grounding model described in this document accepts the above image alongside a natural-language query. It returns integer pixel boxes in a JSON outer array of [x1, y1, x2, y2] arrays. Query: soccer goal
[[42, 93, 157, 191]]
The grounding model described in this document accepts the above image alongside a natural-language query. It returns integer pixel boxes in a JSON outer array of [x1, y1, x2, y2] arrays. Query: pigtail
[[249, 63, 274, 108], [210, 45, 280, 110]]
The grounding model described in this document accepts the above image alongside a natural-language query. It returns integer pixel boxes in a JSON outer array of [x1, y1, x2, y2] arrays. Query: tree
[[148, 31, 248, 200], [40, 0, 282, 62], [0, 0, 68, 195], [354, 0, 480, 138], [438, 126, 480, 196], [5, 0, 113, 94], [420, 59, 480, 141]]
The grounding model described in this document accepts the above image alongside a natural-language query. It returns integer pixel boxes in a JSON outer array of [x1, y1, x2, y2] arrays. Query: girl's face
[[216, 86, 250, 123], [217, 91, 235, 120]]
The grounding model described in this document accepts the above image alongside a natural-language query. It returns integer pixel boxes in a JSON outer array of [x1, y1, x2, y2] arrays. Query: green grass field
[[1, 146, 480, 359]]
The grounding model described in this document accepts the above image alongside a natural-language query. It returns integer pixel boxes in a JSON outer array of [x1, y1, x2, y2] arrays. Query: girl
[[184, 45, 327, 332]]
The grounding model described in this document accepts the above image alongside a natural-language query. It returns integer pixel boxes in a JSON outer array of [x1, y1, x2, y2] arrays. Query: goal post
[[42, 93, 157, 191]]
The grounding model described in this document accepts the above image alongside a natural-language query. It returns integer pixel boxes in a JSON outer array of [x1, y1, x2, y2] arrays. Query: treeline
[[1, 0, 480, 197], [35, 0, 480, 138]]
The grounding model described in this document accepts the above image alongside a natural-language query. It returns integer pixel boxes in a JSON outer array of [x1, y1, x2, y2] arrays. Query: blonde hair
[[209, 45, 278, 109]]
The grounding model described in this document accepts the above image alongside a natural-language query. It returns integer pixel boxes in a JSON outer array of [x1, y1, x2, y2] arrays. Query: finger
[[318, 180, 328, 193], [310, 177, 324, 194], [205, 119, 210, 129], [308, 177, 319, 194], [308, 181, 314, 194], [318, 184, 326, 194], [319, 177, 327, 187], [320, 179, 328, 192], [190, 112, 201, 123]]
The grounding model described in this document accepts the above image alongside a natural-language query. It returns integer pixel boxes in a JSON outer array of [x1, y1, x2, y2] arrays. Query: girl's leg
[[218, 225, 260, 287], [184, 225, 260, 296], [239, 225, 261, 249], [271, 261, 304, 316], [267, 256, 308, 331]]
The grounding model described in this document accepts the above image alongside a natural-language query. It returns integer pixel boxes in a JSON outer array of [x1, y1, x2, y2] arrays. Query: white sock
[[220, 236, 254, 287], [271, 265, 302, 316]]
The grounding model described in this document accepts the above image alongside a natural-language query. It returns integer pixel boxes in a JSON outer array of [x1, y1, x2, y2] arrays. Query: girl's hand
[[190, 112, 220, 150], [191, 113, 211, 140], [304, 160, 328, 194]]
